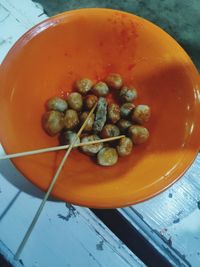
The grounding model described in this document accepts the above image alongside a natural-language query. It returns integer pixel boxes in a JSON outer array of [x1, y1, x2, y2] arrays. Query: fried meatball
[[67, 92, 83, 111], [81, 135, 103, 155], [80, 112, 95, 132], [75, 78, 93, 94], [117, 137, 133, 156], [64, 109, 79, 130], [60, 130, 80, 146], [120, 86, 137, 102], [97, 147, 118, 166], [120, 103, 135, 118], [117, 119, 132, 132], [108, 103, 120, 124], [42, 111, 64, 136], [84, 94, 98, 110], [131, 105, 151, 124], [92, 82, 109, 96], [128, 125, 149, 144], [101, 124, 120, 139], [105, 73, 123, 90], [47, 97, 68, 112]]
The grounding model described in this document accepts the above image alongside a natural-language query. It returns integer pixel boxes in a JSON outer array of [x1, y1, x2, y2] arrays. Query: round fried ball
[[81, 135, 103, 156], [84, 94, 98, 110], [47, 97, 68, 112], [117, 119, 132, 132], [42, 111, 64, 136], [105, 73, 123, 90], [97, 147, 118, 166], [108, 103, 120, 124], [128, 125, 149, 144], [64, 109, 79, 130], [67, 92, 83, 111], [117, 137, 133, 156], [80, 112, 95, 131], [92, 82, 109, 97], [131, 105, 151, 124], [120, 86, 137, 102], [101, 124, 120, 139], [60, 130, 80, 146], [75, 78, 93, 94], [120, 103, 135, 118]]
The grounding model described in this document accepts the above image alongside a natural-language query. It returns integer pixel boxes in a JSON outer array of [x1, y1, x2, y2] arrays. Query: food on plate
[[105, 73, 123, 90], [75, 78, 93, 94], [101, 124, 120, 138], [93, 97, 107, 132], [97, 147, 118, 166], [42, 111, 64, 136], [120, 102, 135, 118], [117, 119, 132, 132], [84, 94, 98, 110], [128, 125, 149, 144], [131, 105, 151, 124], [60, 130, 80, 145], [80, 111, 95, 132], [108, 103, 120, 124], [92, 81, 109, 97], [42, 73, 150, 166], [81, 135, 103, 155], [117, 137, 133, 156], [47, 97, 68, 112], [67, 92, 83, 111], [64, 109, 79, 130], [120, 86, 137, 102]]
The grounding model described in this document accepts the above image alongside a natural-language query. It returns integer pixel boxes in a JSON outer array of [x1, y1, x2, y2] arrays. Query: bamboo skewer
[[0, 135, 125, 160], [14, 103, 97, 260]]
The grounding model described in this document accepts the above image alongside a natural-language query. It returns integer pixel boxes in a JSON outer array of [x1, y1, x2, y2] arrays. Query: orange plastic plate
[[0, 9, 200, 208]]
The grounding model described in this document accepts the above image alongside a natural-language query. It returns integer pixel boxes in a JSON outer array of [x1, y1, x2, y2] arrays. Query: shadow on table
[[0, 159, 60, 222], [0, 158, 59, 198]]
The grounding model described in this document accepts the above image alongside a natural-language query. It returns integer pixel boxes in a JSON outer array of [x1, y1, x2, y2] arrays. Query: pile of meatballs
[[42, 73, 151, 166]]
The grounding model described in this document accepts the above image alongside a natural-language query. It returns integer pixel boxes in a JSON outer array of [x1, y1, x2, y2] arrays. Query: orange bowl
[[0, 8, 200, 208]]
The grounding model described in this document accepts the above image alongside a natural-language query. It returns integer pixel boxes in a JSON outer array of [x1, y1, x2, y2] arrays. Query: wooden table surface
[[1, 1, 200, 267]]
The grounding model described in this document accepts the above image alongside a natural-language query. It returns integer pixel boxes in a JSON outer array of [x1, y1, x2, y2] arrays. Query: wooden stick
[[14, 103, 97, 260], [0, 135, 125, 160]]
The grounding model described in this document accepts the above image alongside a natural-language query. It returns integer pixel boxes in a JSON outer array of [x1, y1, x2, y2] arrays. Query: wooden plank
[[0, 1, 145, 266], [119, 155, 200, 267]]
